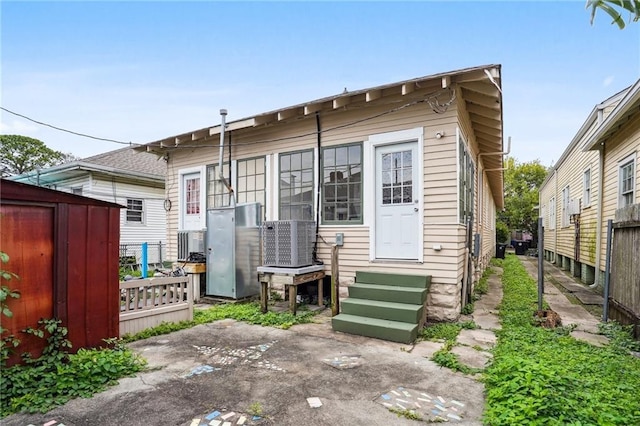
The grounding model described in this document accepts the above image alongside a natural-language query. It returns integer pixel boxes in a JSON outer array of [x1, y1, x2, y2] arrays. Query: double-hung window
[[126, 198, 144, 223], [583, 169, 591, 208], [458, 134, 475, 225], [279, 150, 314, 220], [322, 143, 362, 224], [619, 154, 636, 208], [561, 186, 570, 227]]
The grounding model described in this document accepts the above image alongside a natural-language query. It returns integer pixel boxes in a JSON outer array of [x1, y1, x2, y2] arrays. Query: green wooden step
[[341, 298, 423, 324], [348, 283, 427, 305], [355, 271, 432, 289], [332, 314, 417, 344]]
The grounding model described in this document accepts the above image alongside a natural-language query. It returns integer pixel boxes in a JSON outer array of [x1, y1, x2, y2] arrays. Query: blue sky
[[1, 1, 638, 166]]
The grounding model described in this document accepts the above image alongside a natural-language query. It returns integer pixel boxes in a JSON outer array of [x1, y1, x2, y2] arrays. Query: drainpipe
[[553, 168, 558, 264], [590, 144, 605, 288], [218, 109, 235, 205], [313, 112, 323, 264]]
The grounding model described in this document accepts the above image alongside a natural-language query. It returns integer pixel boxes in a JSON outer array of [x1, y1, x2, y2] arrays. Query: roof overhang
[[137, 64, 504, 207], [9, 161, 164, 186], [584, 79, 640, 151]]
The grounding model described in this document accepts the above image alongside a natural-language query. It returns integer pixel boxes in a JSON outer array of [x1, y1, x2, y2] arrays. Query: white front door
[[375, 142, 420, 259], [182, 172, 202, 230]]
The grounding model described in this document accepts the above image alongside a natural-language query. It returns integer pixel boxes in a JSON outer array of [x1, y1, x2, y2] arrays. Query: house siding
[[163, 78, 501, 322], [539, 88, 634, 285], [599, 113, 640, 269]]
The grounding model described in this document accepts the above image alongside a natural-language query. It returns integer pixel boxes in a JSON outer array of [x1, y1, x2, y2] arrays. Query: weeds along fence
[[119, 241, 166, 270], [119, 276, 192, 336], [609, 205, 640, 339]]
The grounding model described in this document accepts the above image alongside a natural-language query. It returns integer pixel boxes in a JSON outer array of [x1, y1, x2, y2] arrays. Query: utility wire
[[0, 106, 136, 146]]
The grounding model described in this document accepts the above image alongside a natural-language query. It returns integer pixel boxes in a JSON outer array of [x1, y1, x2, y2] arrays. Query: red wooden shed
[[1, 179, 122, 364]]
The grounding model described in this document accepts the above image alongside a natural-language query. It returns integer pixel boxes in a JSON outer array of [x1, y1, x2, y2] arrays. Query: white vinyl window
[[549, 197, 556, 230], [619, 154, 636, 208], [207, 162, 231, 208], [562, 186, 570, 227], [126, 198, 144, 223], [583, 169, 591, 208]]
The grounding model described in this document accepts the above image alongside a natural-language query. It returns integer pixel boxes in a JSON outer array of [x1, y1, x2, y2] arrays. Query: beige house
[[139, 65, 505, 322], [539, 79, 639, 287]]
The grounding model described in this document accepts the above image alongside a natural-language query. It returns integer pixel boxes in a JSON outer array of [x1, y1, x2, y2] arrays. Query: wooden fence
[[119, 276, 192, 336], [610, 204, 640, 338]]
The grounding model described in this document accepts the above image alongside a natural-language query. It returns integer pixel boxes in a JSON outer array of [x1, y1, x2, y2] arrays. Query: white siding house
[[10, 148, 167, 254]]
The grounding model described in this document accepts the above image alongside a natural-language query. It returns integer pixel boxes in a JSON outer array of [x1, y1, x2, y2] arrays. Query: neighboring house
[[139, 64, 505, 322], [10, 147, 167, 255], [539, 80, 639, 287]]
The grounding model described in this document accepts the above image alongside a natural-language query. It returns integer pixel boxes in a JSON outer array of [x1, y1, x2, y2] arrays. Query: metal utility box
[[262, 220, 315, 267], [206, 202, 261, 298]]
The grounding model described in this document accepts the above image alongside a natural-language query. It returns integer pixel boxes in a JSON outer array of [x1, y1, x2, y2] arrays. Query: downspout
[[313, 112, 323, 264], [554, 168, 558, 263], [590, 144, 605, 288], [218, 109, 236, 205]]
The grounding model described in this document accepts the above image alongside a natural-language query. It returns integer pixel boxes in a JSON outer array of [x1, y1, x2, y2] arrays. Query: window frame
[[618, 153, 636, 208], [278, 148, 315, 221], [458, 132, 475, 225], [549, 197, 556, 230], [206, 162, 231, 209], [321, 142, 363, 225], [561, 185, 570, 227], [126, 198, 144, 224], [583, 168, 591, 208], [236, 156, 267, 219]]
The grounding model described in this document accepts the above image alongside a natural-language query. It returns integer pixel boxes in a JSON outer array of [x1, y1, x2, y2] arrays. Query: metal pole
[[602, 219, 613, 322], [141, 242, 148, 278], [538, 217, 544, 311], [331, 245, 340, 316]]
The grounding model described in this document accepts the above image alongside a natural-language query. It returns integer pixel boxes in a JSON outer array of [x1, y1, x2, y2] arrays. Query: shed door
[[375, 142, 420, 259]]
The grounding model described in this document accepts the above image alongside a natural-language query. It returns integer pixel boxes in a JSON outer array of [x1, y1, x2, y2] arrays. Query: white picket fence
[[119, 276, 193, 336]]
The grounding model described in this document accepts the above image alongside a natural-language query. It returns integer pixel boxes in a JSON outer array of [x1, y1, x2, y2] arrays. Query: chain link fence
[[119, 242, 167, 270]]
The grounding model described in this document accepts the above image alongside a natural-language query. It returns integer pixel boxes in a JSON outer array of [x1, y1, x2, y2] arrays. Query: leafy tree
[[498, 157, 549, 241], [587, 0, 640, 29], [0, 135, 65, 177]]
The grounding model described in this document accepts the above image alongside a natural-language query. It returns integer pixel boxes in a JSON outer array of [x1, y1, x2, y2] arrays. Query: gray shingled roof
[[83, 147, 166, 177]]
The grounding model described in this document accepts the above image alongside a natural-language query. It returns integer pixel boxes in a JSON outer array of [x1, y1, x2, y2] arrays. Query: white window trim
[[583, 168, 591, 208], [178, 166, 206, 230], [125, 198, 145, 225], [364, 127, 424, 262], [274, 148, 317, 221], [561, 186, 570, 227], [618, 153, 636, 208]]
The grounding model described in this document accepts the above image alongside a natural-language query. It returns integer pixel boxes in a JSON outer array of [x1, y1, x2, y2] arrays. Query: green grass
[[483, 255, 640, 425], [122, 302, 316, 342]]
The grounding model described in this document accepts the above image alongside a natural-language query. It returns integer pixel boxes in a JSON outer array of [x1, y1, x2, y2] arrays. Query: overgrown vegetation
[[483, 255, 640, 425], [0, 319, 145, 417], [122, 302, 316, 342], [419, 321, 477, 343]]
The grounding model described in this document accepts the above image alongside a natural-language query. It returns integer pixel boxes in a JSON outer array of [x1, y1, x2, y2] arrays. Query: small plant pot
[[534, 309, 561, 328]]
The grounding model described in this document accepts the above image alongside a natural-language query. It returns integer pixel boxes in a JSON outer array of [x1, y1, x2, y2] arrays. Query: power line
[[0, 106, 136, 146]]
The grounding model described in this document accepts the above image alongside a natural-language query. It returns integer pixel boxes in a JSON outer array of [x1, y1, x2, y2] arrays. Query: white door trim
[[365, 127, 424, 261], [178, 166, 206, 230]]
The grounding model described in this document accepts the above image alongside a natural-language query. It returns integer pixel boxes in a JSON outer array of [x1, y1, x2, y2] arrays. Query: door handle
[[414, 207, 419, 212]]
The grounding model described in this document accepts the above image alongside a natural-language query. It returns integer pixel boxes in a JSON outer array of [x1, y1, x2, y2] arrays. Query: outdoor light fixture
[[435, 131, 445, 139]]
